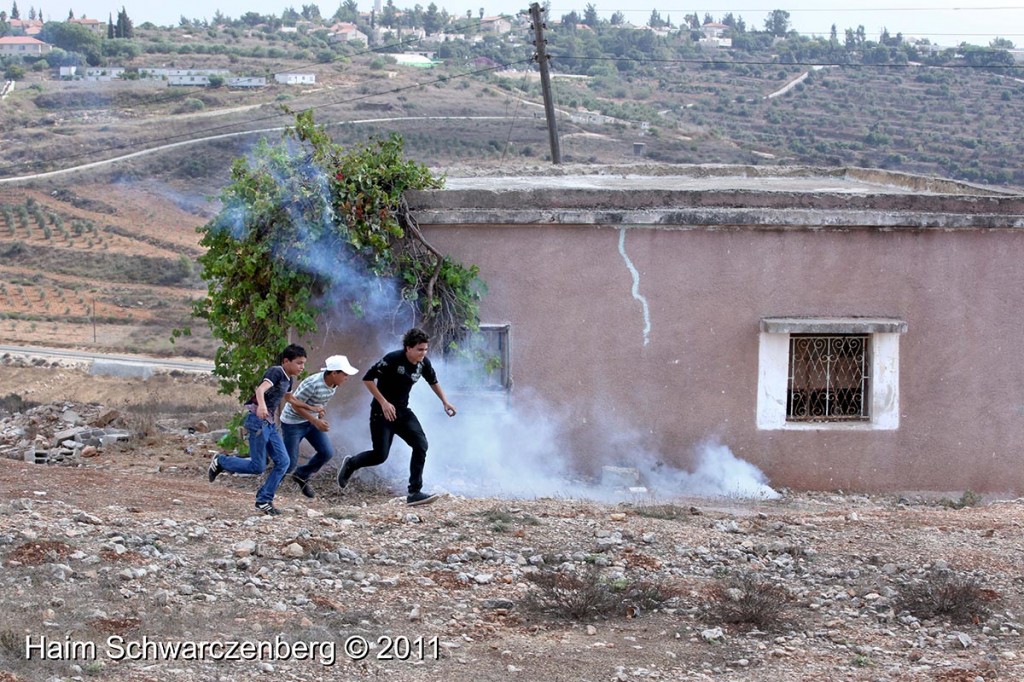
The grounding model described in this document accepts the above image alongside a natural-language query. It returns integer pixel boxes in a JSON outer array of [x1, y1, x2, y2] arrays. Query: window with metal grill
[[786, 334, 870, 422]]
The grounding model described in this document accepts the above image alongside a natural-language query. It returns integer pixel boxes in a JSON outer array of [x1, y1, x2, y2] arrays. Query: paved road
[[0, 344, 214, 372]]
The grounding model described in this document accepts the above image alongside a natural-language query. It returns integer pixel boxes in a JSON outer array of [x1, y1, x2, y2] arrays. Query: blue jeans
[[281, 420, 335, 480], [219, 412, 289, 504]]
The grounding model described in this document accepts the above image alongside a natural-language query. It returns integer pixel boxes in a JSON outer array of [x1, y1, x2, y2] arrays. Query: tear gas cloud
[[405, 384, 780, 501], [324, 357, 781, 502]]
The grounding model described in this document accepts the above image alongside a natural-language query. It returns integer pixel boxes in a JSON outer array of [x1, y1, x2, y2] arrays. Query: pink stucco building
[[393, 165, 1024, 494]]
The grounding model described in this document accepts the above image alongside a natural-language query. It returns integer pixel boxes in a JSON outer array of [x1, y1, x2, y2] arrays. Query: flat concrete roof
[[436, 164, 1022, 197], [408, 165, 1024, 230]]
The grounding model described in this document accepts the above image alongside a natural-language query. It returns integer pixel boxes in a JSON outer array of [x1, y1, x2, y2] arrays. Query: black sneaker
[[406, 491, 440, 507], [336, 456, 355, 489], [207, 455, 225, 483], [254, 501, 281, 516], [291, 474, 315, 499]]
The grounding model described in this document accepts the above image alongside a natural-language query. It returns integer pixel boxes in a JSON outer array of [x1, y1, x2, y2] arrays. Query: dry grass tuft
[[896, 571, 996, 623], [523, 568, 621, 620], [703, 572, 794, 630], [523, 568, 678, 621]]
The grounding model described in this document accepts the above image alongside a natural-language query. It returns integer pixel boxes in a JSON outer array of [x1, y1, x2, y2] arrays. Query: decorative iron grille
[[787, 335, 870, 422]]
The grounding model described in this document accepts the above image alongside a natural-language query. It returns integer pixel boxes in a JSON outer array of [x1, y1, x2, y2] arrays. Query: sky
[[25, 1, 1024, 48]]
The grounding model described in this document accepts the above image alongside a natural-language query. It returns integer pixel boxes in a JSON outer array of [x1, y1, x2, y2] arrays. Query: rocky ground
[[0, 359, 1022, 682]]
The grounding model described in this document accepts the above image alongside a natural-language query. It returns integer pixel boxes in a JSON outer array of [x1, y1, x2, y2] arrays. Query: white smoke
[[342, 360, 783, 502]]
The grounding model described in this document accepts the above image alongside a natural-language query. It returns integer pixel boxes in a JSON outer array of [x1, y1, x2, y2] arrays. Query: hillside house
[[226, 77, 267, 88], [336, 166, 1024, 496], [140, 68, 230, 78], [329, 22, 369, 46], [421, 32, 474, 45], [167, 75, 210, 86], [0, 36, 51, 56], [68, 17, 105, 36], [84, 67, 126, 80], [274, 73, 316, 85], [480, 16, 513, 35], [700, 22, 732, 47], [8, 18, 43, 35]]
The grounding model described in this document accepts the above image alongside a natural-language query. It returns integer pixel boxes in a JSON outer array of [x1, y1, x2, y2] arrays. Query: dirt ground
[[1, 363, 1023, 682]]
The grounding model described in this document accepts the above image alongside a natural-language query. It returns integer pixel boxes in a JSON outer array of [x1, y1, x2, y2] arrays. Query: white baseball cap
[[321, 355, 359, 375]]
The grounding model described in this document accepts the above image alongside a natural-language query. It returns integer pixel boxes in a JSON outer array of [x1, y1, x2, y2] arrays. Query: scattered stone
[[701, 628, 725, 643]]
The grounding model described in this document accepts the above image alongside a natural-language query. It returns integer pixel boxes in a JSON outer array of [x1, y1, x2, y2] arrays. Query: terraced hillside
[[0, 185, 214, 357], [549, 60, 1024, 186]]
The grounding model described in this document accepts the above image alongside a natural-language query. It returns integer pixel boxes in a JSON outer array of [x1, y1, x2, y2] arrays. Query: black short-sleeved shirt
[[363, 349, 437, 409], [244, 365, 292, 420]]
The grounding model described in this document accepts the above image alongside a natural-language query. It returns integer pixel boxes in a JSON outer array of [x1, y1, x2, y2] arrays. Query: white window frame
[[756, 317, 906, 431]]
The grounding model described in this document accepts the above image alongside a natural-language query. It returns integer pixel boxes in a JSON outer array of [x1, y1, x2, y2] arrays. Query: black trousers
[[351, 407, 429, 494]]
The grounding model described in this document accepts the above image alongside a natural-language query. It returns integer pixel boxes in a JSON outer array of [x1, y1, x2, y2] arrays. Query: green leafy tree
[[10, 2, 18, 19], [763, 9, 790, 37], [423, 2, 441, 34], [40, 20, 102, 63], [381, 0, 397, 28], [180, 111, 484, 402], [334, 0, 358, 23], [300, 3, 321, 21], [583, 3, 598, 27], [4, 62, 25, 79], [115, 6, 133, 38]]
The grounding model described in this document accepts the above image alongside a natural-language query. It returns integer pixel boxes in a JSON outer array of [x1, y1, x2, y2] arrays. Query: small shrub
[[473, 509, 540, 526], [896, 571, 995, 623], [941, 489, 982, 509], [123, 403, 160, 439], [634, 503, 689, 521], [704, 572, 793, 630], [175, 97, 205, 113], [523, 567, 621, 620], [0, 627, 24, 659], [618, 578, 679, 612], [522, 568, 676, 621]]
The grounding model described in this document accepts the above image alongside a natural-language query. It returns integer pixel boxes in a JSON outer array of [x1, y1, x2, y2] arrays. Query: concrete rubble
[[0, 401, 219, 465]]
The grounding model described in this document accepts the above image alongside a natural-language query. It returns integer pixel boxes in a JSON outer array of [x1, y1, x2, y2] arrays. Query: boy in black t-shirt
[[337, 328, 457, 506], [208, 344, 318, 516]]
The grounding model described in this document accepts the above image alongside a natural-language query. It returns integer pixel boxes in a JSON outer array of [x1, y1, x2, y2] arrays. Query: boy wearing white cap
[[281, 354, 359, 499]]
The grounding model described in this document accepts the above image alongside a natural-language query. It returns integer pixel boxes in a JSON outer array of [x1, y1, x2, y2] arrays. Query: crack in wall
[[617, 228, 651, 346]]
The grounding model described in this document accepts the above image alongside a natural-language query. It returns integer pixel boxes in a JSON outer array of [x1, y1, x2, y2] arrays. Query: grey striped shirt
[[280, 372, 336, 424]]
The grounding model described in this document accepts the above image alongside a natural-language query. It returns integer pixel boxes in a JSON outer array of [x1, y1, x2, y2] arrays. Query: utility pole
[[529, 2, 561, 164]]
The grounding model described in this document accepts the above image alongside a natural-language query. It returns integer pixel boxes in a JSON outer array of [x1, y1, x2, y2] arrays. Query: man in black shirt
[[337, 327, 457, 506]]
